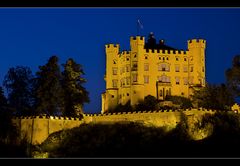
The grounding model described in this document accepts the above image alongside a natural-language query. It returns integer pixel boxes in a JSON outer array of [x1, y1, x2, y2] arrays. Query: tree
[[165, 95, 192, 109], [226, 55, 240, 98], [62, 58, 89, 117], [192, 83, 234, 110], [3, 66, 35, 116], [34, 56, 64, 115], [135, 95, 158, 111], [0, 86, 17, 143]]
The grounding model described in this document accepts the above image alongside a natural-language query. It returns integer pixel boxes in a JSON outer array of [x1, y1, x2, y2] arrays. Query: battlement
[[105, 44, 120, 49], [13, 115, 82, 121], [188, 39, 206, 44], [130, 36, 144, 41], [145, 49, 187, 55], [85, 108, 217, 117]]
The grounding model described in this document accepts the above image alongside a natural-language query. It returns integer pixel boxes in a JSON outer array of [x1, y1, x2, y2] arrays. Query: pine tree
[[62, 58, 89, 117], [34, 56, 64, 115], [3, 66, 34, 116]]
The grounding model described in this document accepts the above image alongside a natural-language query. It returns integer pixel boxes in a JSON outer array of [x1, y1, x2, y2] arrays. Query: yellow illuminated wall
[[102, 33, 206, 113]]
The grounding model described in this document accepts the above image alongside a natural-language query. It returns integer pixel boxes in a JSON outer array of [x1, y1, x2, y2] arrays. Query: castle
[[101, 32, 206, 113]]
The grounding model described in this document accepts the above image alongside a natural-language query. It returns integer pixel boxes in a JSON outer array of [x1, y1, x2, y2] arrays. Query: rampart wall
[[12, 108, 217, 145]]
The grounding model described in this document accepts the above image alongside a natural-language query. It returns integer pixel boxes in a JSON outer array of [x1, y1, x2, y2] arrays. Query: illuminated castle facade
[[101, 33, 206, 113]]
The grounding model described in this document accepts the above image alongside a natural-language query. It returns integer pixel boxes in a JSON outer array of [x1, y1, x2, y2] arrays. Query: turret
[[187, 39, 206, 87]]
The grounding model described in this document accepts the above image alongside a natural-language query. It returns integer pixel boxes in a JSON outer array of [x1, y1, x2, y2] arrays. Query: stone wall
[[12, 108, 216, 145]]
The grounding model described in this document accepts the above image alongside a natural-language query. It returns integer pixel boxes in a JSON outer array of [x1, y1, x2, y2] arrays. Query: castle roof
[[144, 32, 178, 51]]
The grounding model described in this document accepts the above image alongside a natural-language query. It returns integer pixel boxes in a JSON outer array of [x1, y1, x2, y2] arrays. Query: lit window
[[183, 66, 188, 72], [159, 63, 169, 71], [144, 75, 149, 84], [113, 68, 117, 75], [183, 77, 188, 85], [175, 77, 180, 85], [133, 74, 137, 82], [175, 65, 180, 72], [144, 63, 149, 71], [112, 79, 118, 87]]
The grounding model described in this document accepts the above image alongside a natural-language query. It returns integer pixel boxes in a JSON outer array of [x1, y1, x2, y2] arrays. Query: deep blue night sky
[[0, 8, 240, 113]]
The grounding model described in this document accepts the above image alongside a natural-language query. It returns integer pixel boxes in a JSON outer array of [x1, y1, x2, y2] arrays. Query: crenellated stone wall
[[12, 108, 217, 145]]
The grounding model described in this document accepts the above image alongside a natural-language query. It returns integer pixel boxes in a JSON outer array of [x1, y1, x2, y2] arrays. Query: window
[[176, 57, 179, 61], [184, 57, 187, 61], [159, 57, 161, 60], [160, 90, 163, 97], [113, 67, 117, 75], [163, 57, 165, 60], [144, 75, 149, 84], [122, 78, 125, 85], [126, 57, 130, 61], [189, 77, 194, 84], [190, 66, 193, 72], [183, 77, 188, 85], [202, 67, 205, 72], [126, 65, 130, 72], [113, 60, 117, 64], [144, 63, 149, 71], [166, 90, 169, 96], [175, 65, 180, 72], [183, 66, 188, 72], [112, 79, 118, 87], [145, 56, 148, 60], [132, 62, 138, 71], [159, 63, 170, 71], [166, 57, 169, 60], [133, 74, 137, 82], [175, 77, 180, 85], [112, 95, 114, 98], [159, 75, 170, 83], [127, 93, 129, 96], [126, 77, 130, 85]]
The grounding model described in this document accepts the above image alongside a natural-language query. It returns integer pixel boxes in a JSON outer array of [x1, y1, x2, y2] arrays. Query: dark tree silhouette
[[135, 95, 158, 111], [226, 55, 240, 98], [62, 58, 89, 117], [3, 66, 35, 116], [0, 86, 17, 143], [193, 83, 234, 110], [34, 56, 64, 115]]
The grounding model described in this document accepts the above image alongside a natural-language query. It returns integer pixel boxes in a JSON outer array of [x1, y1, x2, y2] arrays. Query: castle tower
[[187, 39, 206, 96], [102, 44, 120, 112], [130, 36, 145, 106]]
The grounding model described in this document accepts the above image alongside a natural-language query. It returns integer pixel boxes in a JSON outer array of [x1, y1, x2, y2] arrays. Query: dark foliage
[[193, 83, 234, 110], [34, 56, 65, 115], [165, 95, 193, 109], [62, 58, 89, 117], [3, 66, 35, 116]]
